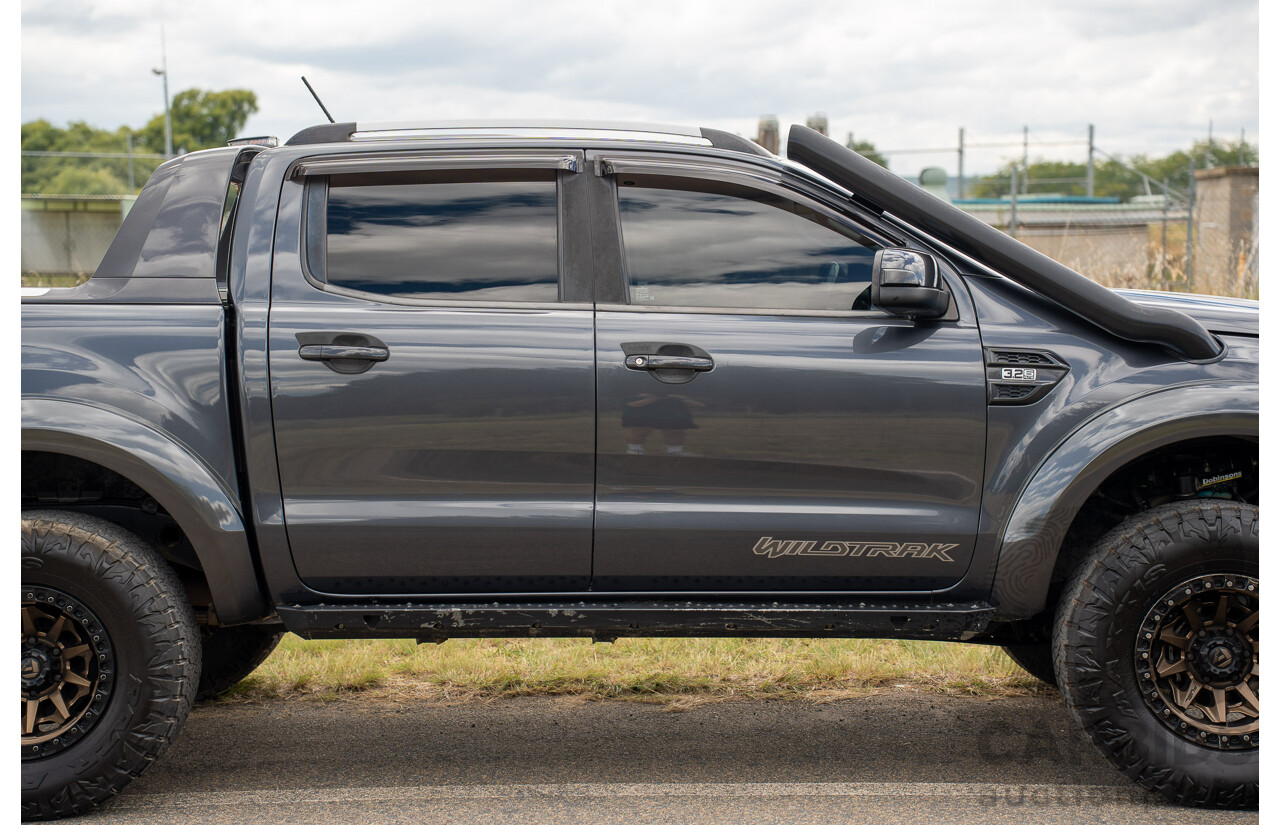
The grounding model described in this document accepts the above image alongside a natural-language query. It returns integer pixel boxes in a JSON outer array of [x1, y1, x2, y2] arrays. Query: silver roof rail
[[348, 120, 713, 146]]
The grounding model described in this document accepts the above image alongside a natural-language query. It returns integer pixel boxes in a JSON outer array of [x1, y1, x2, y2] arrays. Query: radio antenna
[[301, 76, 336, 123]]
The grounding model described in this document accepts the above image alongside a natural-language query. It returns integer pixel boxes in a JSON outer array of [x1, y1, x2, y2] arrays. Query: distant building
[[804, 114, 828, 136], [754, 115, 779, 154]]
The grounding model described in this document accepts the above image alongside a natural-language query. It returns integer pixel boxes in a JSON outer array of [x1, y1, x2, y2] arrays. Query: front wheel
[[21, 511, 201, 821], [1054, 500, 1258, 809]]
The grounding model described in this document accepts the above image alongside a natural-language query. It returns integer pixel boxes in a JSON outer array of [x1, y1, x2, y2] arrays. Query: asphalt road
[[78, 693, 1258, 825]]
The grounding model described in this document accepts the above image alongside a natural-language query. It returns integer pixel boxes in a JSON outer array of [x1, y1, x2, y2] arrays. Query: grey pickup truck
[[21, 121, 1258, 818]]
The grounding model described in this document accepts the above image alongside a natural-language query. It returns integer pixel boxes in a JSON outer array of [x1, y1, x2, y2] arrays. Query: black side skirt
[[277, 600, 994, 643]]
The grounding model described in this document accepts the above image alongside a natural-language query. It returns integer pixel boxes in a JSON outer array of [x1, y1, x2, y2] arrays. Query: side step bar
[[277, 600, 995, 642]]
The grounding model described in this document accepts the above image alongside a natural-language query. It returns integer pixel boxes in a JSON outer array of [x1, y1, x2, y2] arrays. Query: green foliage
[[20, 89, 257, 195], [845, 136, 888, 167], [21, 119, 144, 194], [42, 167, 131, 196], [136, 88, 258, 155], [969, 139, 1258, 200]]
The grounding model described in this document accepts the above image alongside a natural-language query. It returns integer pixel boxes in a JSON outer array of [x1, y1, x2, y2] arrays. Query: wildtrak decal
[[752, 537, 958, 562]]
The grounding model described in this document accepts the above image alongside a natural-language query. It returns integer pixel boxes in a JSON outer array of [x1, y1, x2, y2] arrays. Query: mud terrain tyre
[[1001, 643, 1058, 687], [21, 511, 201, 821], [197, 625, 283, 700], [1054, 500, 1258, 809]]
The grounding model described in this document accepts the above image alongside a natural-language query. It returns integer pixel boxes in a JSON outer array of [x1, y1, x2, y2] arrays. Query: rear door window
[[309, 168, 560, 303]]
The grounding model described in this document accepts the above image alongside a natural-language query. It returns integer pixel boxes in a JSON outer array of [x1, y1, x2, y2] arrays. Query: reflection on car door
[[589, 162, 988, 593], [269, 155, 596, 596]]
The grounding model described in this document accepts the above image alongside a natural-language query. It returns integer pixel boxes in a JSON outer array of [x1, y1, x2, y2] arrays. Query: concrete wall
[[1193, 166, 1258, 298], [21, 197, 129, 285], [1015, 225, 1153, 289]]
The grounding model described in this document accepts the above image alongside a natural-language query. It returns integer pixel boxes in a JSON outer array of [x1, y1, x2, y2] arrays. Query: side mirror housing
[[871, 248, 950, 319]]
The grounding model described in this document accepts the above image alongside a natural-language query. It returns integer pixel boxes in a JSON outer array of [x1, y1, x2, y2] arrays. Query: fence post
[[1086, 124, 1095, 198], [957, 127, 965, 199], [126, 132, 135, 191], [1022, 125, 1029, 193], [1185, 157, 1196, 292], [1160, 176, 1169, 284], [1009, 167, 1018, 238]]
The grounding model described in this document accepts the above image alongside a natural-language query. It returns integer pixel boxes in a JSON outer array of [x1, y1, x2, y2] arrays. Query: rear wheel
[[1054, 500, 1258, 809], [21, 511, 200, 821]]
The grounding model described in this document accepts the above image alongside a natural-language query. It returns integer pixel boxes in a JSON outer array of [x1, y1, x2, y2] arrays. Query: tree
[[21, 119, 137, 194], [845, 135, 888, 167], [136, 88, 258, 155], [21, 88, 258, 194], [969, 138, 1257, 201]]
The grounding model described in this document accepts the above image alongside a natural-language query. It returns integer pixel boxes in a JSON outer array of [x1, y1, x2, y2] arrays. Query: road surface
[[79, 692, 1258, 824]]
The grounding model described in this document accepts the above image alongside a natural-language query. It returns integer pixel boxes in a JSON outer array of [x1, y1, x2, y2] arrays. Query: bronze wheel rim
[[21, 586, 114, 760], [1134, 573, 1258, 750]]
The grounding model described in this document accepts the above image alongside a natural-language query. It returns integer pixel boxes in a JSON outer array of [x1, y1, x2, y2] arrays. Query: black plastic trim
[[278, 600, 995, 642], [285, 122, 357, 146], [984, 347, 1069, 406], [700, 127, 773, 157], [786, 125, 1223, 361]]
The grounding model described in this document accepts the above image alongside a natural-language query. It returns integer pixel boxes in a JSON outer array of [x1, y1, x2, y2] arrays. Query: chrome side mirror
[[871, 248, 949, 319]]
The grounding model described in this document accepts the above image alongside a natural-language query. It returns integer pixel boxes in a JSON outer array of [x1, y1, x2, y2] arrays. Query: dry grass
[[216, 635, 1050, 707]]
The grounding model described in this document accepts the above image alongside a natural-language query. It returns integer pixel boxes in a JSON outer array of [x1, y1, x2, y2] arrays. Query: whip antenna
[[301, 76, 336, 123]]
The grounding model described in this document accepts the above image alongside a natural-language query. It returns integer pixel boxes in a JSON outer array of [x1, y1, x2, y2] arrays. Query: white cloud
[[20, 0, 1258, 175]]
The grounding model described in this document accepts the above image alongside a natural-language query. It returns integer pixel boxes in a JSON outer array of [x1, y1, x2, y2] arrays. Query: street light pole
[[152, 25, 173, 159]]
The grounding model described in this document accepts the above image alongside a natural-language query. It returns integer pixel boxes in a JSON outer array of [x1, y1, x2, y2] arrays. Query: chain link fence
[[19, 153, 1259, 300]]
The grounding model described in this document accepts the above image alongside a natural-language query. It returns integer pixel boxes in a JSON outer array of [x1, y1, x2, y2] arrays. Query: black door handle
[[295, 332, 391, 375], [625, 354, 714, 372], [299, 345, 389, 363]]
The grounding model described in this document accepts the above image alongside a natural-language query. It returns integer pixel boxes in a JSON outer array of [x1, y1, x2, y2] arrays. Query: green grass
[[220, 635, 1050, 706], [21, 273, 90, 288]]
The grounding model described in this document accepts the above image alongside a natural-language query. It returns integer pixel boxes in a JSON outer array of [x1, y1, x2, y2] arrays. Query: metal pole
[[1240, 128, 1246, 166], [1160, 177, 1169, 284], [1185, 157, 1196, 291], [957, 127, 965, 200], [154, 24, 173, 159], [126, 132, 135, 190], [1205, 119, 1213, 169], [1086, 124, 1095, 197], [1009, 166, 1018, 238], [1022, 125, 1029, 194]]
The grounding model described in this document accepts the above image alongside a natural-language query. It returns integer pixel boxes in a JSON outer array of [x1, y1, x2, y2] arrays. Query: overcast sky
[[20, 0, 1259, 177]]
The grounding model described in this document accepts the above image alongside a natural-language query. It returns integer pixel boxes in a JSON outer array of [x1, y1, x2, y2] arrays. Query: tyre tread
[[21, 510, 200, 821]]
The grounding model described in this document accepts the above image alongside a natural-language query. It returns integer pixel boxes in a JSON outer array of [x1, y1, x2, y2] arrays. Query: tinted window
[[617, 178, 877, 311], [319, 170, 559, 302]]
